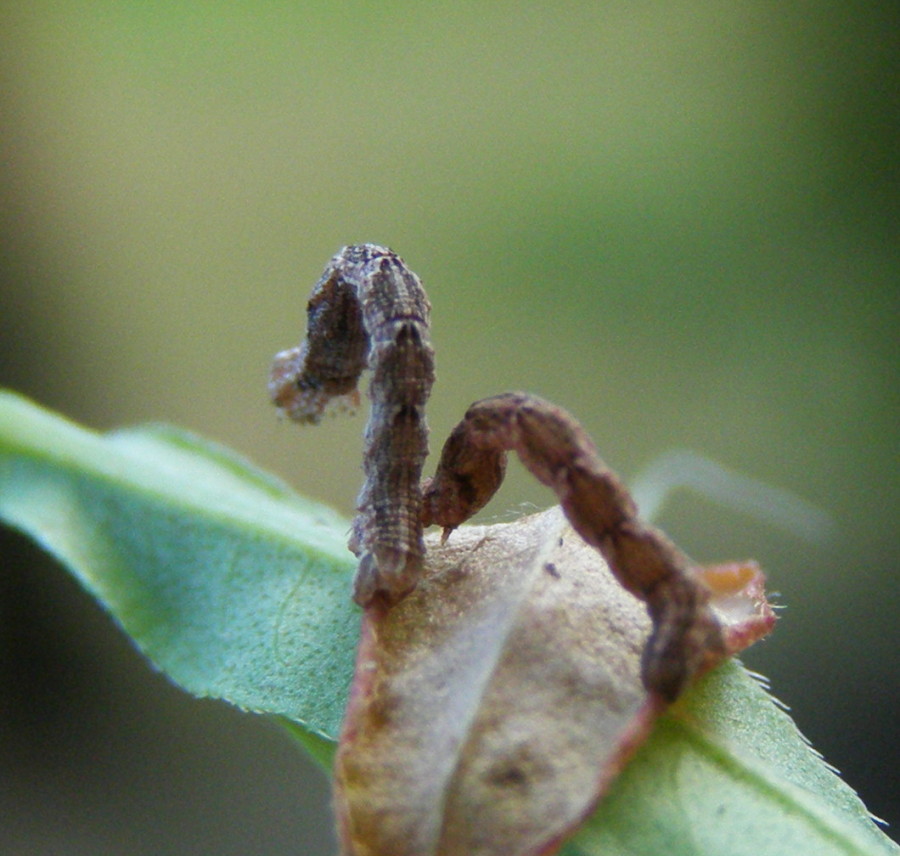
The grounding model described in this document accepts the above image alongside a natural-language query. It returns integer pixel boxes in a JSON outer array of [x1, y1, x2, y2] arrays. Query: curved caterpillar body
[[272, 246, 726, 699]]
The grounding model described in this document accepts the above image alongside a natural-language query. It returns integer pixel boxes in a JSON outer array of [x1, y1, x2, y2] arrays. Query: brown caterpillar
[[271, 247, 725, 699]]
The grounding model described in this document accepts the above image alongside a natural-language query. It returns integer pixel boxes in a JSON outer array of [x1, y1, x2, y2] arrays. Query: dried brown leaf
[[333, 507, 774, 856]]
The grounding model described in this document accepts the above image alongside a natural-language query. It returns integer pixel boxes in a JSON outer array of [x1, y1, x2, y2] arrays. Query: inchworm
[[271, 246, 725, 699]]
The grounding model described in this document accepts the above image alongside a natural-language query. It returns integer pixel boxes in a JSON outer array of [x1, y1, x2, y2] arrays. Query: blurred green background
[[1, 2, 897, 853]]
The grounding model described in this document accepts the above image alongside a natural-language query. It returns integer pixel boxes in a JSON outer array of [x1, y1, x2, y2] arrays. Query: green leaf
[[564, 660, 897, 856], [0, 390, 895, 854], [0, 389, 358, 752]]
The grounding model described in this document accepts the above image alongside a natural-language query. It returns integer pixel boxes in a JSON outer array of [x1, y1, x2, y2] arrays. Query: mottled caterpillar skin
[[270, 244, 435, 606]]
